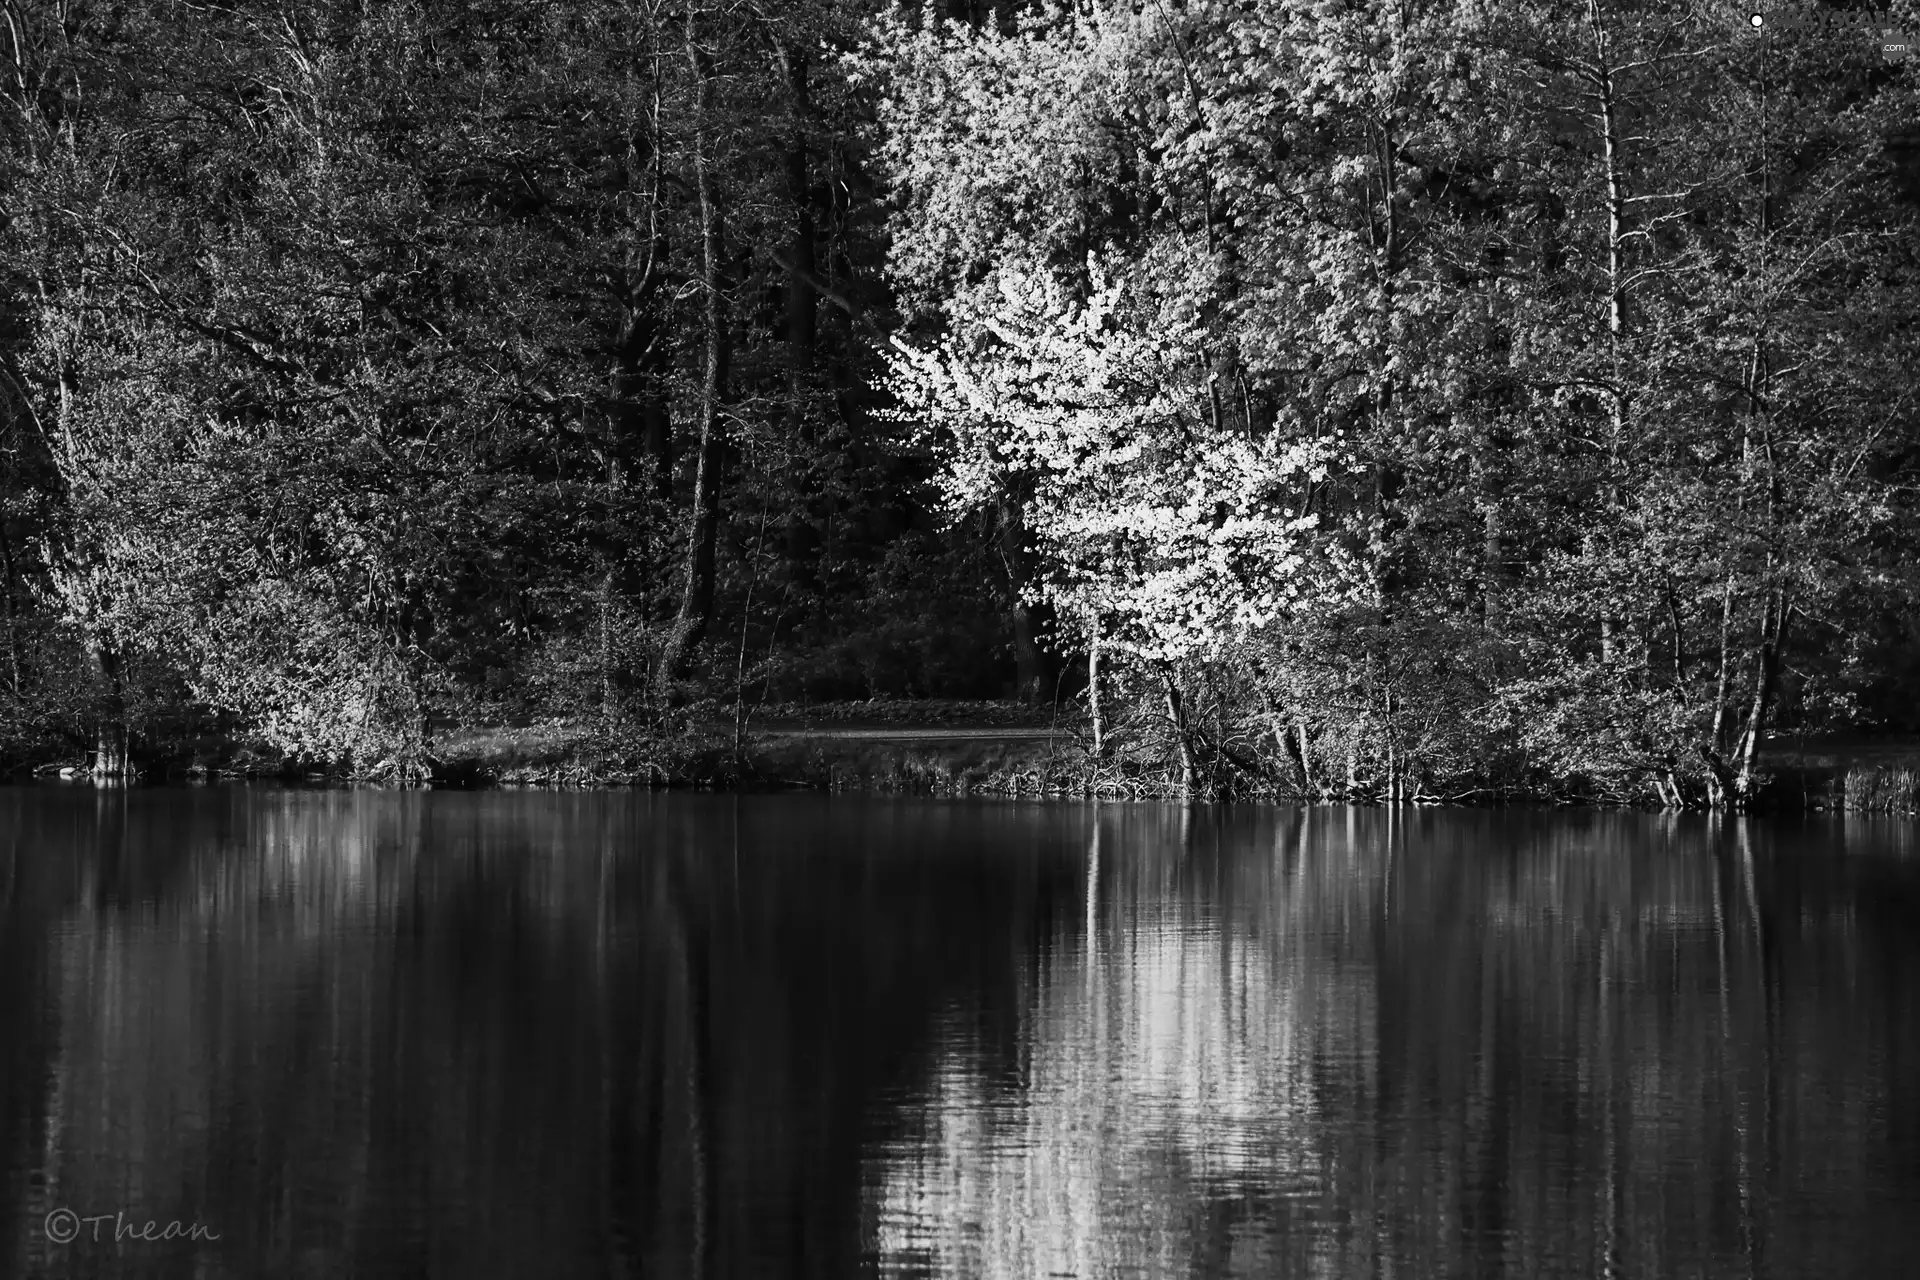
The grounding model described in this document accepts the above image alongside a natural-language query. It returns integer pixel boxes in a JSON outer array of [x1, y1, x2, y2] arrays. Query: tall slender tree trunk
[[996, 494, 1054, 703], [608, 193, 670, 703], [613, 213, 673, 504], [1086, 615, 1104, 762], [1734, 589, 1791, 801], [1590, 0, 1630, 654], [1163, 670, 1195, 800], [780, 45, 817, 370], [1383, 689, 1397, 803], [88, 636, 128, 778], [612, 71, 673, 508], [603, 63, 670, 712], [659, 32, 729, 689], [1371, 114, 1404, 603], [1296, 720, 1317, 797], [1730, 63, 1783, 809], [1274, 716, 1309, 797], [778, 41, 824, 591], [599, 569, 617, 727], [1666, 580, 1688, 699], [1700, 573, 1740, 805]]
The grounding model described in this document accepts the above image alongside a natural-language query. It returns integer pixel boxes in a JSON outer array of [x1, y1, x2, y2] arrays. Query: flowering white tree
[[885, 267, 1351, 669], [864, 0, 1920, 806]]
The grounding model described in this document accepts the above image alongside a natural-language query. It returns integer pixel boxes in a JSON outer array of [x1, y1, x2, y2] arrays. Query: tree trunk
[[1689, 572, 1743, 805], [88, 636, 129, 778], [1087, 616, 1104, 761], [1482, 499, 1506, 619], [607, 59, 673, 507], [1275, 718, 1309, 796], [1734, 589, 1791, 801], [1589, 0, 1631, 659], [1163, 671, 1195, 800], [780, 45, 817, 372], [996, 494, 1055, 703], [1384, 690, 1397, 803], [659, 32, 729, 689], [778, 41, 824, 592], [612, 197, 672, 504], [1369, 111, 1405, 604], [1591, 0, 1628, 418], [599, 569, 616, 727]]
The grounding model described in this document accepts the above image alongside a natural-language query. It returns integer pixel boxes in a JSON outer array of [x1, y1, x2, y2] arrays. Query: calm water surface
[[1, 789, 1916, 1278]]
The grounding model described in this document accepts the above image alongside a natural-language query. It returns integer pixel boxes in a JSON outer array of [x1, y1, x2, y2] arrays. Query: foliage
[[886, 267, 1350, 665], [1, 0, 1914, 802], [0, 0, 1008, 776], [862, 0, 1920, 804]]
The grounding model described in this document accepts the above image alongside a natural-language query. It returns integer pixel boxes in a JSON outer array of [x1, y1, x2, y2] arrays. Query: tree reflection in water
[[0, 792, 1915, 1279], [868, 807, 1920, 1280]]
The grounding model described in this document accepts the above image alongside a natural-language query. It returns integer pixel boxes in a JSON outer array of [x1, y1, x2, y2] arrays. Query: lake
[[1, 789, 1916, 1278]]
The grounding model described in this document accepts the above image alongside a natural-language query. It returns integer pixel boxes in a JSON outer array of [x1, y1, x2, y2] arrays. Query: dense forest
[[1, 0, 1917, 805]]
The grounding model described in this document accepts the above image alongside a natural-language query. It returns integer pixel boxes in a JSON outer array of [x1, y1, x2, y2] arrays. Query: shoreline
[[16, 718, 1919, 815]]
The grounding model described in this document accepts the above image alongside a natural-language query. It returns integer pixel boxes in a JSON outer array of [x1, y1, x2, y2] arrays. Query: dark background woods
[[0, 0, 1030, 778], [2, 0, 1917, 803]]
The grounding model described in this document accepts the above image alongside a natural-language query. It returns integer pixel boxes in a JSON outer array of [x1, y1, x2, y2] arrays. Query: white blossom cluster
[[886, 267, 1351, 665]]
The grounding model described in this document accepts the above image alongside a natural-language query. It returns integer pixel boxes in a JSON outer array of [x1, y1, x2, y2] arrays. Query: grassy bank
[[429, 716, 1920, 810], [1755, 734, 1920, 815], [1838, 764, 1920, 814], [428, 708, 1118, 796], [429, 718, 1920, 811], [15, 706, 1920, 813]]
